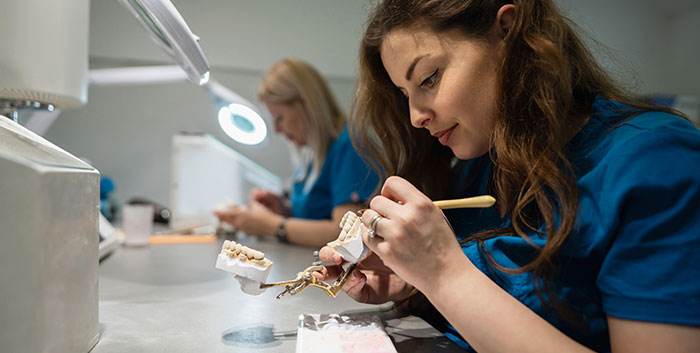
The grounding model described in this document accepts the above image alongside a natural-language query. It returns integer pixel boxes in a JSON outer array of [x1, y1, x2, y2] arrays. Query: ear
[[496, 4, 516, 38]]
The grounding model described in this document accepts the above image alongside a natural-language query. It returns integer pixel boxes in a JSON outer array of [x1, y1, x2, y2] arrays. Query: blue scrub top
[[291, 127, 378, 220], [434, 98, 700, 352]]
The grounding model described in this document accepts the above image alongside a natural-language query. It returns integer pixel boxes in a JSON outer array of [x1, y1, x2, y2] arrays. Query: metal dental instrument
[[260, 262, 356, 299]]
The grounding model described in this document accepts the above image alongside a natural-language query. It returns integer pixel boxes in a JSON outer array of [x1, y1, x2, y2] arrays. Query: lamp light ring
[[218, 103, 267, 145]]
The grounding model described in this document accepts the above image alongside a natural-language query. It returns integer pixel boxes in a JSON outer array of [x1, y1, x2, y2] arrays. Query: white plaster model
[[215, 240, 273, 295], [326, 211, 369, 264], [234, 276, 267, 296]]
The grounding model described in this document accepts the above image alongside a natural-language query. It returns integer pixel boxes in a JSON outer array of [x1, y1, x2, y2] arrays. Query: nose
[[408, 97, 433, 128]]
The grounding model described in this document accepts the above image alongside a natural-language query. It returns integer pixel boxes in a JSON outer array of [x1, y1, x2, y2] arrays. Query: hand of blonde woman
[[360, 176, 468, 292], [249, 188, 290, 216], [214, 200, 281, 237], [315, 246, 413, 304]]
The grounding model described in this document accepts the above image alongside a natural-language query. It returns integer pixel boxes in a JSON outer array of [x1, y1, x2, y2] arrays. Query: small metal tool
[[259, 262, 357, 299]]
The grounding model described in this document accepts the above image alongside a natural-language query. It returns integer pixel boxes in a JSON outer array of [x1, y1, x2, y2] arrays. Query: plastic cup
[[122, 204, 154, 246]]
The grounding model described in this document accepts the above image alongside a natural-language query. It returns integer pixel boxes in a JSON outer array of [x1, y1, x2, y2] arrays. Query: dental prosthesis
[[326, 211, 370, 264], [215, 240, 273, 295], [216, 211, 369, 298]]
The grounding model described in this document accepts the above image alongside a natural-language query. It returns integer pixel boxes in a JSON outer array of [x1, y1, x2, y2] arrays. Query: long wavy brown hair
[[351, 0, 668, 322]]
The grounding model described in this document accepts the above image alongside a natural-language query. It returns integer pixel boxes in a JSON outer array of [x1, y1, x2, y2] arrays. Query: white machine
[[0, 0, 211, 352], [0, 117, 100, 353], [0, 0, 99, 352], [170, 133, 283, 229]]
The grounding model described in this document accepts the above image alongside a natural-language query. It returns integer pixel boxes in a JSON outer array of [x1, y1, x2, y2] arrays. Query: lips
[[432, 125, 456, 145]]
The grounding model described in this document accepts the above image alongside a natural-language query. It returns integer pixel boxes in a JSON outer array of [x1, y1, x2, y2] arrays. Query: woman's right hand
[[316, 246, 414, 304], [249, 188, 290, 216]]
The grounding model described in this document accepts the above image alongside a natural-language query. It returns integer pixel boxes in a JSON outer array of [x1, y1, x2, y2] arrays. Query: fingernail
[[350, 272, 355, 280], [331, 254, 337, 262]]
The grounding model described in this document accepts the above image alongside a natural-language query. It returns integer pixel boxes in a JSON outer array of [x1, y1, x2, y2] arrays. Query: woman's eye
[[419, 69, 439, 88]]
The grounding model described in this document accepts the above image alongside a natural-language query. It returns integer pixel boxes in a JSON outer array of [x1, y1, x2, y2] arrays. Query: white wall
[[557, 0, 671, 94], [668, 6, 700, 99], [43, 0, 699, 210], [558, 0, 699, 119], [88, 0, 369, 79]]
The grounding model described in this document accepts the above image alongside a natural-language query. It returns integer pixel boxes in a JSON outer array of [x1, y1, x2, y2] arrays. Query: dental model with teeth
[[215, 240, 273, 295], [326, 211, 369, 264]]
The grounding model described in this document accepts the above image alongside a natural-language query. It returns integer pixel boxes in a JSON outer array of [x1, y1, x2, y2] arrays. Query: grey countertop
[[91, 235, 463, 352]]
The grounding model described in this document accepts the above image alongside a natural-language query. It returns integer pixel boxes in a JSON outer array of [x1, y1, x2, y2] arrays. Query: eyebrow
[[405, 54, 428, 81]]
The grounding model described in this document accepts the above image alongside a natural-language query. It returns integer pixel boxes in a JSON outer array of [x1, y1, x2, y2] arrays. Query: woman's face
[[264, 100, 309, 147], [380, 26, 503, 160]]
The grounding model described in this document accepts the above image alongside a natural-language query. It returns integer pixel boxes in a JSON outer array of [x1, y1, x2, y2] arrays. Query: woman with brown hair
[[319, 0, 700, 351]]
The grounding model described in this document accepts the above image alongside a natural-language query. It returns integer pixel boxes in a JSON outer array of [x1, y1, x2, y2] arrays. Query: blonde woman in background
[[215, 58, 378, 247]]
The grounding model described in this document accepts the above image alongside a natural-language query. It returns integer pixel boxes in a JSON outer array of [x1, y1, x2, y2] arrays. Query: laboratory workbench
[[91, 236, 463, 352]]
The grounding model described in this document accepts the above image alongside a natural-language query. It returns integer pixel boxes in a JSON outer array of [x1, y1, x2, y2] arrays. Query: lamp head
[[205, 80, 268, 146], [118, 0, 210, 86]]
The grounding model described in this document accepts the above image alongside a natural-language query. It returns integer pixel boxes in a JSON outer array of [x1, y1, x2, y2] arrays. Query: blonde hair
[[258, 58, 346, 183]]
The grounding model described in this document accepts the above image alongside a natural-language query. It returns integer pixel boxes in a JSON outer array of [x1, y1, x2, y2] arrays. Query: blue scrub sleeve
[[328, 141, 378, 208], [596, 123, 700, 326]]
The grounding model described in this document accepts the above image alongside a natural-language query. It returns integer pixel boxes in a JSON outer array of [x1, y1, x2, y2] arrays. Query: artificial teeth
[[215, 241, 274, 296], [326, 211, 370, 264]]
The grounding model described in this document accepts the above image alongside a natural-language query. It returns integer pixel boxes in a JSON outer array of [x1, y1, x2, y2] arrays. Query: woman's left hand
[[361, 176, 467, 292], [213, 201, 281, 237], [316, 246, 413, 304], [249, 188, 290, 216]]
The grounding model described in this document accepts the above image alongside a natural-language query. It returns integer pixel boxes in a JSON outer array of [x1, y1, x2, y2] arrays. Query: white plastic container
[[123, 204, 154, 246]]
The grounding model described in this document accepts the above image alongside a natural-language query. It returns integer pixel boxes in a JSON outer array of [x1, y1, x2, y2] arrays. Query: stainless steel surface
[[1, 117, 99, 353], [92, 237, 463, 352]]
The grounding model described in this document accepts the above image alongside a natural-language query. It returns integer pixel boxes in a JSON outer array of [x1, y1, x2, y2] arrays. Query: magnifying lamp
[[118, 0, 209, 86], [98, 0, 269, 145]]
